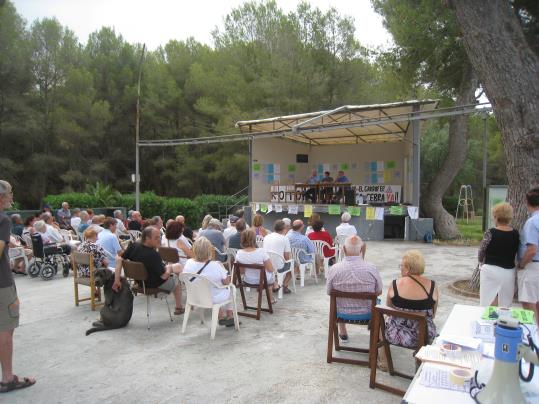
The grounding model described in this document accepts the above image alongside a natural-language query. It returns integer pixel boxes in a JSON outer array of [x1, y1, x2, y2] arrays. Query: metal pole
[[482, 114, 488, 231], [411, 104, 421, 206], [135, 44, 146, 212]]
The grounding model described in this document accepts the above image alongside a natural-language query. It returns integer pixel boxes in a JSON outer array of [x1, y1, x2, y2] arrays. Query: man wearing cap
[[223, 215, 239, 241], [336, 212, 357, 237]]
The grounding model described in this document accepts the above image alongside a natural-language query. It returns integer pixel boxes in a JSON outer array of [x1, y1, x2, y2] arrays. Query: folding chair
[[232, 262, 273, 320], [327, 290, 378, 366], [225, 247, 238, 272], [122, 259, 174, 329], [369, 305, 428, 396], [71, 251, 103, 311], [158, 246, 180, 265], [291, 247, 317, 286], [267, 251, 295, 299]]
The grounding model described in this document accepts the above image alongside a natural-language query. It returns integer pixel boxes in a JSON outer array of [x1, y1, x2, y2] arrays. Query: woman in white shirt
[[183, 237, 235, 327], [235, 229, 277, 304], [162, 221, 192, 265]]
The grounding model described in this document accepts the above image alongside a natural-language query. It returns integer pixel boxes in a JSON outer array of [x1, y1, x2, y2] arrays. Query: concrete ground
[[8, 241, 479, 403]]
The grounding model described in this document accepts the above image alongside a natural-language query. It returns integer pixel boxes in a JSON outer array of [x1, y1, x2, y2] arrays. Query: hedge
[[43, 192, 246, 229]]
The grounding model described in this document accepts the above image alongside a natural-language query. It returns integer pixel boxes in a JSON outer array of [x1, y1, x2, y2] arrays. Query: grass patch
[[456, 217, 484, 243]]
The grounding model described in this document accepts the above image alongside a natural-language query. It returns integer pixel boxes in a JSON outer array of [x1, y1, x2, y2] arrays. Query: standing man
[[0, 180, 36, 393], [518, 187, 539, 325], [97, 218, 123, 270]]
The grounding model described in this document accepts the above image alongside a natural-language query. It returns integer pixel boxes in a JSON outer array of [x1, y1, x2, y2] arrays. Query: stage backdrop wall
[[251, 136, 414, 203]]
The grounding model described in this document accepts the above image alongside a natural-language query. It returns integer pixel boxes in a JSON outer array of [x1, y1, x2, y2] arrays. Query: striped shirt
[[326, 256, 382, 314]]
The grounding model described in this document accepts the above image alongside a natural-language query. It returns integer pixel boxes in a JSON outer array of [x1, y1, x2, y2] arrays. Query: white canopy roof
[[236, 100, 438, 145]]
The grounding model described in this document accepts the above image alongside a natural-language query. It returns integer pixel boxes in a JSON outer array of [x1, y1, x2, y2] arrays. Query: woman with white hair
[[182, 237, 235, 326], [336, 212, 357, 237]]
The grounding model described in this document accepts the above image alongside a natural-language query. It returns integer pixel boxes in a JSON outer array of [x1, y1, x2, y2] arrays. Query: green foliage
[[84, 182, 122, 206], [456, 218, 484, 242]]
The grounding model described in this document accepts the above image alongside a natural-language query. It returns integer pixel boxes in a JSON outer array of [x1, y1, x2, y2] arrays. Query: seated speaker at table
[[304, 169, 319, 203], [320, 171, 334, 203]]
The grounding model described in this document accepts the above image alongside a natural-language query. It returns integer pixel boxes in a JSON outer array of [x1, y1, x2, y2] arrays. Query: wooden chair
[[71, 251, 103, 311], [122, 259, 174, 329], [369, 305, 428, 396], [232, 262, 273, 320], [327, 290, 378, 366], [158, 246, 180, 264]]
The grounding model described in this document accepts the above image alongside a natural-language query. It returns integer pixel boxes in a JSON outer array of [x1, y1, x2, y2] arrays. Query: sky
[[12, 0, 394, 50]]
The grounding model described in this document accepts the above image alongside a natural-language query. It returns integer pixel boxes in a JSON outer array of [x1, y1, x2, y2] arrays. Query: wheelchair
[[28, 234, 71, 280]]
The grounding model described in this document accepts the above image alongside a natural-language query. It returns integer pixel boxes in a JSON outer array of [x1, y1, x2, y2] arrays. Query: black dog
[[86, 269, 134, 336]]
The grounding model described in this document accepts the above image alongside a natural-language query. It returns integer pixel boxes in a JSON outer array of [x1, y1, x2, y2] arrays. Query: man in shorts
[[0, 180, 36, 393]]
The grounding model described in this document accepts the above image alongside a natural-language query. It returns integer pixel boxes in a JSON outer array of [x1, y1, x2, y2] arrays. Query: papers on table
[[481, 343, 495, 358], [287, 205, 298, 214], [415, 345, 482, 369], [439, 334, 482, 350], [420, 364, 470, 392], [471, 321, 495, 342]]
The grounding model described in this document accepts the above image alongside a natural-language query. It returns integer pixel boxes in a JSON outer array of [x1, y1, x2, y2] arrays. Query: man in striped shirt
[[326, 235, 382, 343]]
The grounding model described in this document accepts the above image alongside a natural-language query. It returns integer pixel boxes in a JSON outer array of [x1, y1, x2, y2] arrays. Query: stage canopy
[[235, 100, 438, 145]]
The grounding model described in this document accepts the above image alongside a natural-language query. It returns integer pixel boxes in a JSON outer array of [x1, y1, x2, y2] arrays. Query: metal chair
[[122, 259, 174, 329], [369, 305, 429, 396], [327, 290, 378, 366], [71, 251, 103, 311]]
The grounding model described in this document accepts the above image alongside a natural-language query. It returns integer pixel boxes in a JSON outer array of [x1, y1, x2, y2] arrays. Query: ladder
[[455, 185, 475, 223]]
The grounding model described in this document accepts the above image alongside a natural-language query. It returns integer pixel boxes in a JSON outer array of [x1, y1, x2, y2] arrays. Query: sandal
[[270, 298, 278, 305], [174, 307, 185, 315], [0, 375, 36, 393], [272, 286, 281, 293]]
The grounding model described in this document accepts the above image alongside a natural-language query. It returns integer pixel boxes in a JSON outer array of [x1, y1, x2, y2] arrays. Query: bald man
[[326, 236, 381, 343], [175, 215, 193, 242], [287, 219, 315, 267]]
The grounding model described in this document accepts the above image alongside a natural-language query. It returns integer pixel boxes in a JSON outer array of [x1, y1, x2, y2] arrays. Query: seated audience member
[[320, 171, 334, 203], [33, 220, 51, 244], [385, 250, 438, 348], [223, 215, 239, 241], [10, 214, 24, 237], [113, 210, 127, 235], [127, 211, 143, 231], [88, 216, 104, 234], [77, 227, 109, 277], [199, 214, 213, 235], [199, 218, 227, 262], [263, 220, 293, 293], [149, 216, 164, 234], [326, 236, 382, 342], [41, 212, 64, 244], [78, 211, 90, 234], [97, 218, 123, 270], [235, 230, 277, 303], [114, 226, 184, 314], [234, 209, 248, 228], [70, 208, 81, 230], [42, 204, 52, 214], [34, 220, 70, 254], [308, 219, 335, 268], [478, 202, 519, 307], [282, 218, 292, 235], [252, 214, 269, 237], [22, 215, 36, 238], [183, 237, 235, 326], [336, 212, 357, 237], [305, 213, 323, 235], [287, 219, 316, 267], [162, 220, 192, 265], [175, 215, 194, 242], [9, 235, 32, 274], [305, 169, 319, 203], [228, 219, 246, 250], [86, 208, 94, 224], [56, 202, 71, 229]]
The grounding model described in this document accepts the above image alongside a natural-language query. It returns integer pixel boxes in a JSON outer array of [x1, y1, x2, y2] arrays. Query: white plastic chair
[[128, 230, 142, 241], [311, 239, 336, 276], [267, 251, 295, 299], [334, 235, 347, 263], [291, 247, 317, 286], [255, 235, 264, 248], [178, 272, 240, 340], [9, 246, 29, 270], [225, 248, 238, 272]]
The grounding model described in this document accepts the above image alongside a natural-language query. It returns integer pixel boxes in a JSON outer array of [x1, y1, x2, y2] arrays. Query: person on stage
[[305, 170, 319, 203], [321, 171, 334, 204], [335, 170, 352, 204]]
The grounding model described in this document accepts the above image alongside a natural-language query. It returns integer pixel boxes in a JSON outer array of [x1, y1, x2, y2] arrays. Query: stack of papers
[[419, 364, 470, 392], [439, 334, 482, 350], [415, 345, 482, 369]]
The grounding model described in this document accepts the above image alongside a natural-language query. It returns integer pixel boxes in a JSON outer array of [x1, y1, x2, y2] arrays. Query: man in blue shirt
[[97, 218, 123, 270], [335, 171, 353, 204], [518, 187, 539, 325], [287, 219, 316, 269]]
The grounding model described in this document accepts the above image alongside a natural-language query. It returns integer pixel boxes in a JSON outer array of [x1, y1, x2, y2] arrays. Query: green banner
[[389, 206, 404, 215], [287, 164, 296, 172], [260, 204, 268, 213], [348, 206, 361, 216], [386, 160, 396, 169], [340, 163, 349, 170], [328, 205, 341, 215], [253, 163, 261, 172]]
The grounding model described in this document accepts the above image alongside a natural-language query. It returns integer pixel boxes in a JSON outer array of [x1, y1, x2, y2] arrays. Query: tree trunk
[[422, 64, 478, 239], [448, 0, 539, 230]]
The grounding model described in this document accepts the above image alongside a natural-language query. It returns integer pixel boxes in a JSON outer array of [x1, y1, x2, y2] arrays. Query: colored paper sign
[[348, 206, 361, 217], [275, 204, 283, 213], [370, 161, 377, 172], [317, 164, 323, 173], [274, 174, 280, 182], [255, 203, 260, 212], [288, 205, 298, 214], [371, 173, 378, 184], [267, 164, 274, 174], [340, 163, 349, 170], [389, 206, 404, 215], [331, 163, 338, 171], [253, 172, 261, 180], [328, 205, 341, 215], [287, 173, 295, 180], [386, 160, 396, 169], [384, 169, 392, 183], [304, 204, 313, 218], [253, 163, 261, 172], [375, 207, 385, 220], [260, 204, 268, 213], [288, 164, 296, 172], [267, 204, 273, 213], [266, 174, 274, 184], [377, 161, 384, 170], [407, 206, 419, 219], [274, 164, 280, 174], [366, 207, 375, 220]]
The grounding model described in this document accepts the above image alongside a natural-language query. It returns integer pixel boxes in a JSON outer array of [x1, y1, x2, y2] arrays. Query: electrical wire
[[519, 323, 538, 382]]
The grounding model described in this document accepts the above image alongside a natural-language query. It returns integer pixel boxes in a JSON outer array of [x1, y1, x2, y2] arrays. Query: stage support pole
[[412, 104, 421, 207], [135, 44, 146, 212]]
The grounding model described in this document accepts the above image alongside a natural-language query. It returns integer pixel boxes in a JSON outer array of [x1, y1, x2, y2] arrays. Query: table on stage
[[403, 304, 539, 403], [293, 182, 352, 203]]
